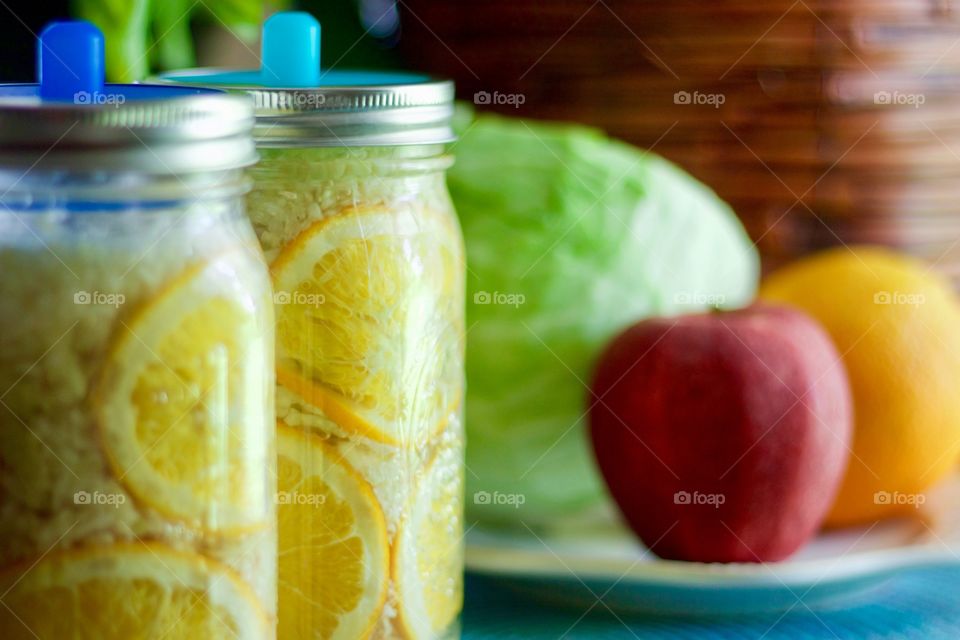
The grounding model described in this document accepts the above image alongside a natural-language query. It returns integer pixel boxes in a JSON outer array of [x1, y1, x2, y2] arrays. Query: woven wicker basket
[[399, 0, 960, 277]]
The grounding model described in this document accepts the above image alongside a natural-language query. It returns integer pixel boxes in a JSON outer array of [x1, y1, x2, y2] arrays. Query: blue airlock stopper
[[181, 12, 322, 88], [38, 20, 104, 102], [260, 12, 321, 87]]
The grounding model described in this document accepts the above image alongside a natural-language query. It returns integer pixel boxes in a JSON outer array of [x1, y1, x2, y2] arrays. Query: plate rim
[[466, 530, 960, 590]]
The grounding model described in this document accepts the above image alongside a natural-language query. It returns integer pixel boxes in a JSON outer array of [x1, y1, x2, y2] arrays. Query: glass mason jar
[[249, 143, 465, 640], [0, 88, 276, 638], [161, 14, 466, 637]]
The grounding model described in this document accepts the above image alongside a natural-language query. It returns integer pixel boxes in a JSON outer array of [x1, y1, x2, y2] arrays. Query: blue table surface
[[462, 566, 960, 639]]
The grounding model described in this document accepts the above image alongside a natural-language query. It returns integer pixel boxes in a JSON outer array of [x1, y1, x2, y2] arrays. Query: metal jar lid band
[[0, 90, 257, 173], [0, 21, 257, 175], [158, 71, 456, 147]]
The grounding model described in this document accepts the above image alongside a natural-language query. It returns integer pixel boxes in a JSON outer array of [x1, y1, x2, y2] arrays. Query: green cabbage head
[[448, 112, 759, 528]]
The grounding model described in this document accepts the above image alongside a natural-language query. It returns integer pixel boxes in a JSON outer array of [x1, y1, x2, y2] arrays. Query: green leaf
[[73, 0, 289, 81], [72, 0, 150, 82], [151, 0, 196, 73]]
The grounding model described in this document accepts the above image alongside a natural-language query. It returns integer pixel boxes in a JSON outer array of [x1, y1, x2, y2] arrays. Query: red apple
[[589, 304, 852, 563]]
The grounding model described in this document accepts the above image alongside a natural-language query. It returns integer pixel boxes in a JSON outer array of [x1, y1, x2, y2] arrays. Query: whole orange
[[760, 246, 960, 527]]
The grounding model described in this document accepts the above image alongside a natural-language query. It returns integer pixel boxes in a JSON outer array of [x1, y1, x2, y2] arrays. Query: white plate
[[465, 474, 960, 615]]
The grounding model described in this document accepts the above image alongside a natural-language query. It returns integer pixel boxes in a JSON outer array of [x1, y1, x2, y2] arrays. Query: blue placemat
[[462, 567, 960, 639]]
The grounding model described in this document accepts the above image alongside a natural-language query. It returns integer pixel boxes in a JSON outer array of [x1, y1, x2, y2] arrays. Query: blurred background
[[5, 0, 960, 281]]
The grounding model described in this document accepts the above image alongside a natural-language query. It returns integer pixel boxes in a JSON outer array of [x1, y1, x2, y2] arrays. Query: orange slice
[[0, 543, 268, 639], [271, 205, 464, 447], [277, 422, 389, 640], [94, 252, 273, 533], [393, 441, 464, 639]]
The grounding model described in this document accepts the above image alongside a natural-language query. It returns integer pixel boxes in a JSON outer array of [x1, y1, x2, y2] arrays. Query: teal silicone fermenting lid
[[158, 12, 455, 147], [0, 20, 256, 173]]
